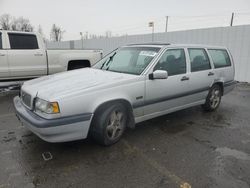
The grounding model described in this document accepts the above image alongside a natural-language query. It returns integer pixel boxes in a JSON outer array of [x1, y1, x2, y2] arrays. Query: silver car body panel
[[14, 44, 236, 142]]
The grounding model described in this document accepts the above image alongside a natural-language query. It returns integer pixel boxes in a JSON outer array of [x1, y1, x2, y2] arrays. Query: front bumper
[[13, 96, 93, 143]]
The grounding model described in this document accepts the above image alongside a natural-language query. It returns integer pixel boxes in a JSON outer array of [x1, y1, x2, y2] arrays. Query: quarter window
[[188, 48, 211, 72], [8, 33, 38, 49], [154, 49, 186, 76], [0, 33, 2, 49], [208, 49, 231, 68]]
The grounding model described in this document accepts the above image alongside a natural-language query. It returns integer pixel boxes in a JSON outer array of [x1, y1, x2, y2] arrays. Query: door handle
[[181, 76, 189, 81], [34, 53, 43, 56], [0, 53, 5, 56], [208, 72, 214, 76]]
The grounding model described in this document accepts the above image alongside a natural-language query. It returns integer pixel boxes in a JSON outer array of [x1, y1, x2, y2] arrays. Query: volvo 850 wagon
[[14, 43, 236, 145]]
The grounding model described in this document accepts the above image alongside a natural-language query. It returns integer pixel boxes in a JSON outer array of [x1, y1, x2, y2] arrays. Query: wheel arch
[[67, 59, 91, 70], [92, 99, 135, 129], [211, 81, 224, 95]]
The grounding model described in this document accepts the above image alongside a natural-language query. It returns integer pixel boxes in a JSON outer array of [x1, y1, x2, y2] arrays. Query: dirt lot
[[0, 84, 250, 188]]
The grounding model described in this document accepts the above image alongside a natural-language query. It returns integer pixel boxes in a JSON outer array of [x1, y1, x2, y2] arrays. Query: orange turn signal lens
[[51, 102, 60, 113]]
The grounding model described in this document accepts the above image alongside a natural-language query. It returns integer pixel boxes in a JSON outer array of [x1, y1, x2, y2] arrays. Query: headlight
[[35, 98, 60, 114]]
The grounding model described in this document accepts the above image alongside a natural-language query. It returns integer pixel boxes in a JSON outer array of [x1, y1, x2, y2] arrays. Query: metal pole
[[148, 22, 154, 42], [80, 32, 83, 49], [81, 38, 83, 49], [152, 25, 154, 42], [165, 16, 169, 32], [230, 12, 234, 27]]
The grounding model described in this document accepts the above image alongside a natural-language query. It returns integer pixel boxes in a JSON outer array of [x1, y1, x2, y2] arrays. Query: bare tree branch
[[11, 17, 34, 32], [0, 14, 12, 30], [50, 24, 65, 42], [0, 14, 34, 32]]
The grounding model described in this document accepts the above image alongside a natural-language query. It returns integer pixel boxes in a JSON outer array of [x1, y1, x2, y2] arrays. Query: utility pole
[[230, 12, 234, 27], [85, 31, 88, 39], [165, 16, 169, 32], [148, 22, 154, 42], [80, 32, 83, 49]]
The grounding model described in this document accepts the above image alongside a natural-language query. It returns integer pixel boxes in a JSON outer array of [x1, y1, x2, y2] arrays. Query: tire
[[90, 103, 127, 146], [202, 84, 222, 111]]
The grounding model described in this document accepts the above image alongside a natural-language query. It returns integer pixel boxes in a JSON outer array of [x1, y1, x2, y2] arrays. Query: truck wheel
[[91, 103, 127, 146], [202, 84, 222, 111]]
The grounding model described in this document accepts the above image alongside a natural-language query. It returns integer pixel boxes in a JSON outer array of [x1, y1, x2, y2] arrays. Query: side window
[[8, 33, 38, 49], [154, 49, 186, 76], [188, 48, 211, 72], [0, 33, 2, 49], [208, 49, 231, 68]]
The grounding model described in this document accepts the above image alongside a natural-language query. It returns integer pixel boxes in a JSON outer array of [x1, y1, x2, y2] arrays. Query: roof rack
[[127, 43, 171, 46]]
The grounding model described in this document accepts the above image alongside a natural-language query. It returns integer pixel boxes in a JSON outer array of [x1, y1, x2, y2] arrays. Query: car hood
[[22, 68, 137, 100]]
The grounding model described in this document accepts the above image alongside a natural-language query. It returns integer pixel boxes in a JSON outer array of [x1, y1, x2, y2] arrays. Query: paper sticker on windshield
[[139, 51, 157, 57]]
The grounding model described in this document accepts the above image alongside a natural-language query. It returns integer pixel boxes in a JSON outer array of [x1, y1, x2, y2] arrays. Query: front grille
[[21, 91, 32, 108]]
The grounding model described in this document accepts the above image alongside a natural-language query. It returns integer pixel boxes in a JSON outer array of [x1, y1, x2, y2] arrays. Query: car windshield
[[93, 46, 161, 75]]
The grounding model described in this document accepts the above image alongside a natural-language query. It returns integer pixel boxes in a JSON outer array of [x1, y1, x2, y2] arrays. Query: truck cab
[[0, 31, 47, 79], [0, 30, 102, 81]]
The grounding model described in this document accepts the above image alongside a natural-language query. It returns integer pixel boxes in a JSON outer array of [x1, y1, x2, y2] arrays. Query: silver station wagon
[[14, 43, 236, 145]]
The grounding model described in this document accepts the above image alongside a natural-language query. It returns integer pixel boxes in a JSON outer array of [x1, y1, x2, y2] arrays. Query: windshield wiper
[[100, 52, 117, 70]]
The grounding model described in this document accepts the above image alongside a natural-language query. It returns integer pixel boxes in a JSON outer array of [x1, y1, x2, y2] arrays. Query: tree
[[37, 25, 43, 35], [0, 14, 12, 30], [37, 24, 47, 41], [105, 30, 112, 38], [11, 17, 33, 32], [50, 24, 65, 42], [0, 14, 34, 32]]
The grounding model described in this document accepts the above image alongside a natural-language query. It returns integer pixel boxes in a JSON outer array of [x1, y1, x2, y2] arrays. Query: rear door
[[207, 49, 234, 83], [0, 32, 9, 78], [7, 33, 47, 78], [207, 49, 235, 93], [186, 48, 215, 102]]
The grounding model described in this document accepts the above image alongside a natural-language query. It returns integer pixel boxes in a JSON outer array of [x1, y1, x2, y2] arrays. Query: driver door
[[144, 48, 190, 115]]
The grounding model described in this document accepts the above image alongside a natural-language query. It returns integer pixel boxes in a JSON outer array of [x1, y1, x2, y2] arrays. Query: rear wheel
[[91, 103, 127, 146], [202, 84, 222, 111]]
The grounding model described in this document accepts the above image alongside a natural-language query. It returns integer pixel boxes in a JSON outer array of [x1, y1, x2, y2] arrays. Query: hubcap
[[106, 110, 124, 140], [210, 89, 220, 109]]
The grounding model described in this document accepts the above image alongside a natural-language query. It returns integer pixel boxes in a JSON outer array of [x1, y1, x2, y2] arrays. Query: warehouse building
[[47, 25, 250, 82]]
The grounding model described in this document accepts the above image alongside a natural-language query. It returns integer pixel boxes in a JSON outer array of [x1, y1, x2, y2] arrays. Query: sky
[[0, 0, 250, 40]]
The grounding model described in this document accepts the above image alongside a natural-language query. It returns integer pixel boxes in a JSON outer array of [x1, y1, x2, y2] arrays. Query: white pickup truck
[[0, 30, 102, 81]]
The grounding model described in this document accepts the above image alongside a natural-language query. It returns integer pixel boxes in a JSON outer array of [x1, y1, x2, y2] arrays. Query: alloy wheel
[[209, 88, 221, 109], [106, 110, 125, 140]]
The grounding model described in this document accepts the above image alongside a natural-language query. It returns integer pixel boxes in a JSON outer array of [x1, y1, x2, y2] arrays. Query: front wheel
[[91, 103, 127, 146], [202, 85, 222, 111]]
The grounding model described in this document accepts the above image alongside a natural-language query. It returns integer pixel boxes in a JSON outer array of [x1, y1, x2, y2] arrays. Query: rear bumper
[[13, 96, 93, 143], [224, 80, 237, 95]]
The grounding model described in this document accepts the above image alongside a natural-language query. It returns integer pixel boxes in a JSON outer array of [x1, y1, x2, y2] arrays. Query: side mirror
[[149, 70, 168, 80]]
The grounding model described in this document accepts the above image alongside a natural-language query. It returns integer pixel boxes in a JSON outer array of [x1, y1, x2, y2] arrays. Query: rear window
[[208, 49, 231, 68], [0, 33, 2, 49], [8, 33, 38, 49]]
